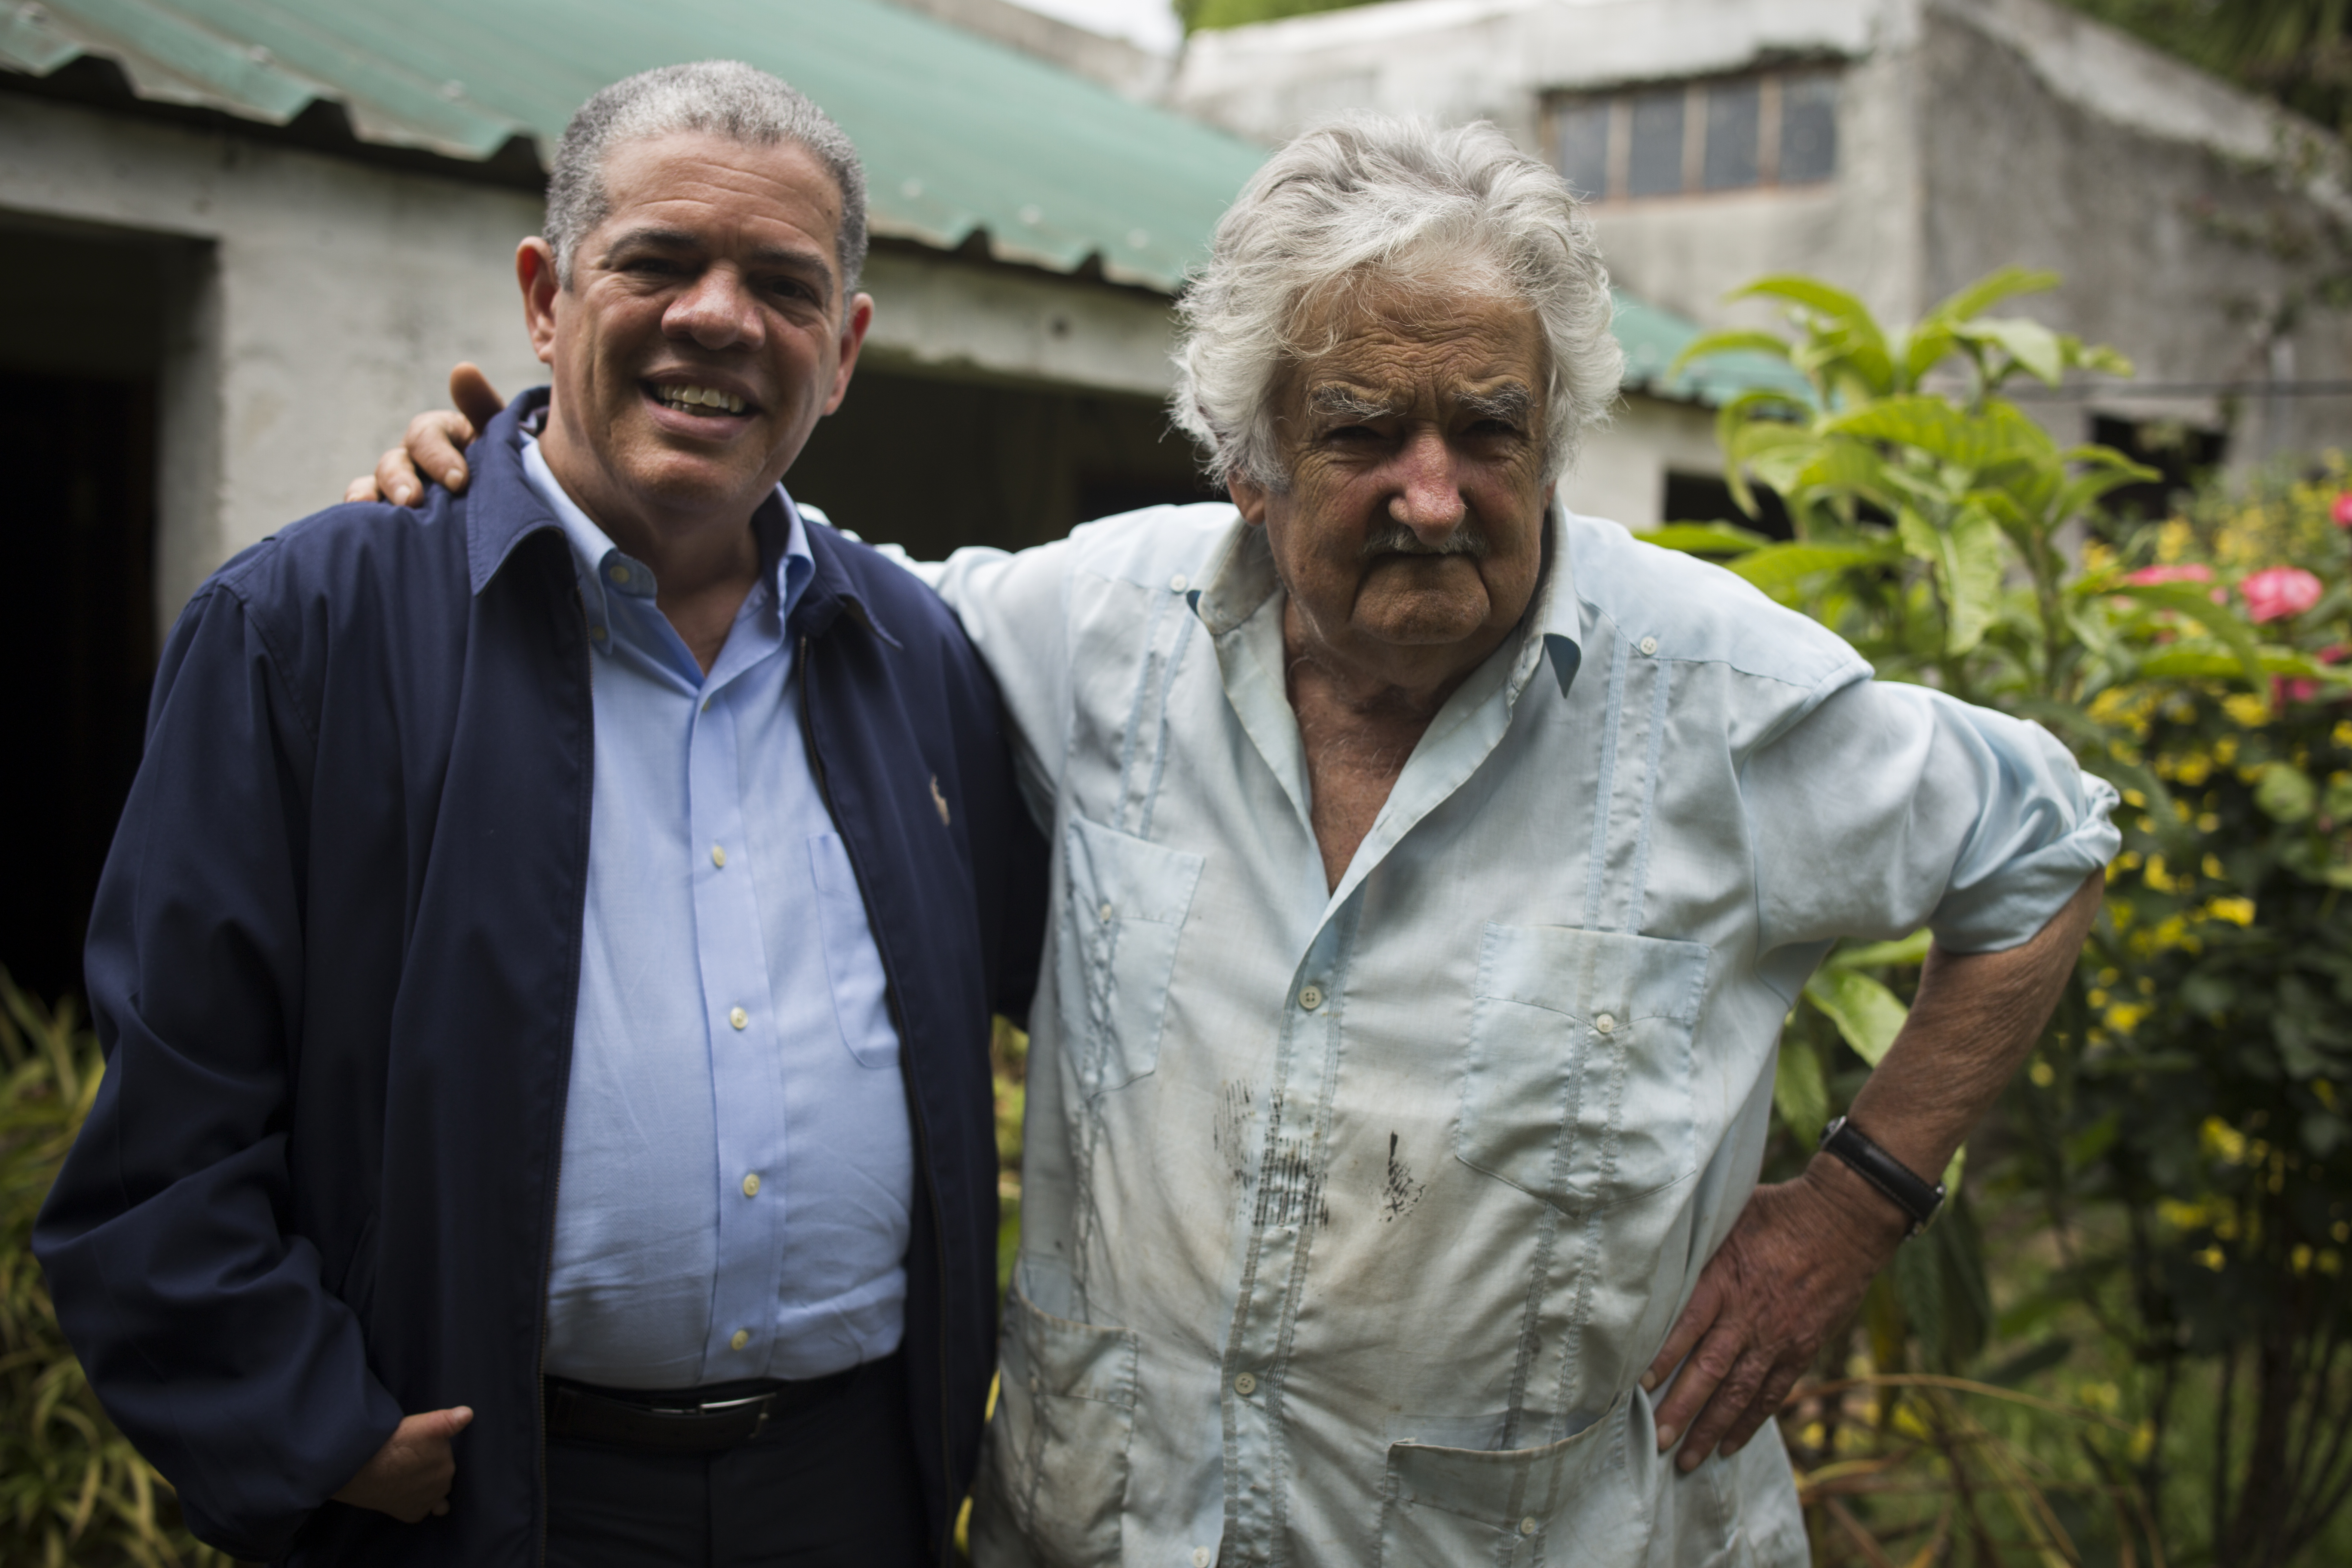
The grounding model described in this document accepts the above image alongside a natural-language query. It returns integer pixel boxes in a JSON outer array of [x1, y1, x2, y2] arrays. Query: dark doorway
[[1662, 469, 1795, 540], [0, 219, 175, 1009], [0, 375, 158, 1008], [2090, 414, 2227, 523], [785, 364, 1218, 560]]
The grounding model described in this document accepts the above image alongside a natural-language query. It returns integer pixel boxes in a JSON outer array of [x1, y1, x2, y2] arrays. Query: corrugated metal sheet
[[0, 0, 1267, 292], [1611, 288, 1815, 408]]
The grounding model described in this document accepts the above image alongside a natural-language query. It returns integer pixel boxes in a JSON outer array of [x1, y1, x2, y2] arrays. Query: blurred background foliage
[[1654, 269, 2352, 1564], [0, 974, 220, 1567]]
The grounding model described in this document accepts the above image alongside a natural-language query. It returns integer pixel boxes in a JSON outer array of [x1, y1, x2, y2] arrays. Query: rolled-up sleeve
[[1746, 679, 2120, 955]]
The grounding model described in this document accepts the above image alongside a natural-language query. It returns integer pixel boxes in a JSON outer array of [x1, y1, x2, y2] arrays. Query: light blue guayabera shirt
[[914, 504, 2119, 1568], [523, 439, 912, 1390]]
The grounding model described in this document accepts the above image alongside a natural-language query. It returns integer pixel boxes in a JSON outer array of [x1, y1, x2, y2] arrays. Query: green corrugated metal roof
[[0, 0, 1267, 291], [1611, 288, 1816, 407]]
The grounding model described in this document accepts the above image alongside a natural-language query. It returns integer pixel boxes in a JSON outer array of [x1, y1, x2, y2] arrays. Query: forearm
[[1838, 870, 2104, 1188]]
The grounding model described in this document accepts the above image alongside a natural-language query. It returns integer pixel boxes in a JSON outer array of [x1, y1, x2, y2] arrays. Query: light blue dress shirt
[[523, 438, 913, 1390], [915, 502, 2120, 1568]]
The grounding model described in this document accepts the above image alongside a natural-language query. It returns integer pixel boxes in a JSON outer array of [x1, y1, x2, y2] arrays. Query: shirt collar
[[519, 435, 815, 648], [1189, 499, 1585, 701]]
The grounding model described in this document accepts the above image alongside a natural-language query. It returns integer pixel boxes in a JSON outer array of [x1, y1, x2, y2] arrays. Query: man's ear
[[518, 238, 561, 367], [823, 291, 875, 417], [1228, 473, 1270, 528]]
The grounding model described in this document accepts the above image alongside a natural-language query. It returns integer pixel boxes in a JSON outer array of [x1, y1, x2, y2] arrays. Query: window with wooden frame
[[1547, 67, 1841, 203]]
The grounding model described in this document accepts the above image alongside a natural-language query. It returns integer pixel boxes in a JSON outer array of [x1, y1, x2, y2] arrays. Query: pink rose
[[2125, 564, 2214, 585], [2332, 492, 2352, 529], [2241, 566, 2324, 624]]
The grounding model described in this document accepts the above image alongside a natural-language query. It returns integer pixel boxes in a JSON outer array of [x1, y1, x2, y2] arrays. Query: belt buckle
[[693, 1390, 772, 1440]]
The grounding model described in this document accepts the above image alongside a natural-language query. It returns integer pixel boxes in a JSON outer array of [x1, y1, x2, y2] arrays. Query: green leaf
[[1825, 395, 2053, 473], [2257, 764, 2318, 824], [1805, 966, 1911, 1067], [1635, 522, 1773, 555], [1666, 328, 1797, 379], [1924, 265, 2062, 325], [1774, 1034, 1831, 1146], [1828, 930, 1933, 968], [1960, 317, 2065, 386], [2107, 581, 2269, 695], [1726, 541, 1899, 596], [1944, 504, 2006, 655]]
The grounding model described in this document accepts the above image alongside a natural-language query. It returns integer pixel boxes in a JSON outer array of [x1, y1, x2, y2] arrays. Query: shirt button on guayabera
[[729, 1007, 749, 1031], [1519, 1516, 1540, 1537], [711, 844, 727, 868], [1639, 635, 1659, 656], [1193, 1550, 1213, 1567], [1233, 1371, 1258, 1396], [741, 1173, 760, 1197], [1298, 984, 1323, 1011], [1594, 1012, 1617, 1035], [1170, 573, 1188, 593], [730, 1329, 750, 1351]]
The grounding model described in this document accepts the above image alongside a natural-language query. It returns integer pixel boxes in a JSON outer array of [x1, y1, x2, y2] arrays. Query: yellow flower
[[2334, 720, 2352, 749], [2202, 854, 2224, 879], [2144, 856, 2177, 893], [2105, 1002, 2149, 1033], [2029, 1060, 2056, 1087], [2197, 812, 2221, 833], [2295, 1244, 2315, 1274], [2206, 897, 2257, 926], [2157, 518, 2194, 563], [2225, 693, 2272, 729], [2122, 787, 2148, 808], [2215, 735, 2239, 765], [2196, 1245, 2226, 1271], [2157, 1197, 2208, 1230], [2174, 753, 2213, 786], [2202, 1117, 2249, 1163]]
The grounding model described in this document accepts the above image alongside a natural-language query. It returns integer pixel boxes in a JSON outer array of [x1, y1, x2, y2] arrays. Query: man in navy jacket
[[34, 63, 1042, 1566]]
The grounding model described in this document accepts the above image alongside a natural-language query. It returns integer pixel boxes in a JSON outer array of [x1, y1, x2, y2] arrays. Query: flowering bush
[[1666, 275, 2352, 1562]]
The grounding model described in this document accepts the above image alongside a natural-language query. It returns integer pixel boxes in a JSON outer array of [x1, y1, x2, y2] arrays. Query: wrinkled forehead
[[1283, 268, 1548, 406]]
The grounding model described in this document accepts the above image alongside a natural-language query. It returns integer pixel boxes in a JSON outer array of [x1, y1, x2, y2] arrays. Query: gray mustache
[[1360, 518, 1491, 561]]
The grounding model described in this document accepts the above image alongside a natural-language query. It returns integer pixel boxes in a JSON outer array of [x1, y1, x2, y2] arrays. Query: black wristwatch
[[1818, 1115, 1946, 1237]]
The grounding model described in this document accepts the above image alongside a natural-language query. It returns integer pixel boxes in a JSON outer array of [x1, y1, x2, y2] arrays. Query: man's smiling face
[[523, 129, 871, 542]]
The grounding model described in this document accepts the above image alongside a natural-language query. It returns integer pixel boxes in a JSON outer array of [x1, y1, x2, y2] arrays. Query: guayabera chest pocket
[[1456, 923, 1712, 1214], [1058, 815, 1205, 1098]]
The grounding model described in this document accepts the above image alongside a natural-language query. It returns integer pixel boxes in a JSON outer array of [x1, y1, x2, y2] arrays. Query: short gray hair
[[1172, 114, 1620, 491], [544, 61, 869, 297]]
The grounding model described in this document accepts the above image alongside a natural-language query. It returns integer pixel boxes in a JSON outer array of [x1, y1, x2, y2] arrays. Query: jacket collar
[[466, 387, 897, 648]]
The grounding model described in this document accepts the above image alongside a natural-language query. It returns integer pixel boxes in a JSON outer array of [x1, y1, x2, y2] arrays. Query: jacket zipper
[[535, 581, 594, 1567], [797, 631, 959, 1568]]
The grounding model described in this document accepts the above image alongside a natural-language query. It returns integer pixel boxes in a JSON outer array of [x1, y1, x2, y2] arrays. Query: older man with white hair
[[374, 114, 2113, 1565]]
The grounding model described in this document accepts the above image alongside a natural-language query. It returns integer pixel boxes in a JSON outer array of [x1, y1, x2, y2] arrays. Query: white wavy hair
[[1172, 113, 1620, 493]]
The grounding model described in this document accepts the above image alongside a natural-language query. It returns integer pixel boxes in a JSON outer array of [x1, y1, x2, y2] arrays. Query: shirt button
[[729, 1328, 750, 1351], [1594, 1012, 1617, 1035], [729, 1007, 749, 1030], [1099, 901, 1115, 922], [1170, 573, 1189, 593], [607, 564, 629, 585], [711, 844, 727, 868], [1233, 1372, 1257, 1396], [1638, 635, 1659, 656], [1193, 1550, 1213, 1568], [1298, 985, 1323, 1011], [1519, 1515, 1540, 1537], [741, 1173, 760, 1197]]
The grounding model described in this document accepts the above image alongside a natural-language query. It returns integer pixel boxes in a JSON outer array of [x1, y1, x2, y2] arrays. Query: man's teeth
[[655, 384, 747, 413]]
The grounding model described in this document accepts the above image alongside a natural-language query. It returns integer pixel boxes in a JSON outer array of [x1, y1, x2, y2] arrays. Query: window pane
[[1779, 73, 1838, 184], [1626, 88, 1685, 198], [1702, 78, 1760, 190], [1553, 98, 1611, 200]]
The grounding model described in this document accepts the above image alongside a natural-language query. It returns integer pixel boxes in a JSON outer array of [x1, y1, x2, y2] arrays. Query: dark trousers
[[544, 1354, 928, 1568]]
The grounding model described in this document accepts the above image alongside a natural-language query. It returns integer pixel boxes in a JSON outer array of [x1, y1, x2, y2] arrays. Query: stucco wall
[[0, 92, 1189, 628]]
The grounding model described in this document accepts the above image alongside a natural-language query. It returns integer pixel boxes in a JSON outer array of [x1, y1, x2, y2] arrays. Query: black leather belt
[[544, 1367, 861, 1452]]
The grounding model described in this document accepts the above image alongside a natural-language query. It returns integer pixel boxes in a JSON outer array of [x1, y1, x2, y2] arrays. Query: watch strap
[[1818, 1115, 1946, 1237]]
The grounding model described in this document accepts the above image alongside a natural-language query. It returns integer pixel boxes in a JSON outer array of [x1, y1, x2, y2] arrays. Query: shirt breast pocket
[[1455, 924, 1711, 1215], [1059, 815, 1205, 1098]]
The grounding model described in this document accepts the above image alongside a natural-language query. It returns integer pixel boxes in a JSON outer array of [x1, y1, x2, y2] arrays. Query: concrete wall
[[0, 92, 1192, 630], [1560, 392, 1723, 528]]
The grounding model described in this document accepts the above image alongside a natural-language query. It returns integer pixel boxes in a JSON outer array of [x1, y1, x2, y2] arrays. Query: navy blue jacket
[[34, 393, 1045, 1565]]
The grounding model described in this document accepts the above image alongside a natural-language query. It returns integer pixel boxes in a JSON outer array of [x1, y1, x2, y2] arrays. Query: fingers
[[1669, 1335, 1779, 1471], [1644, 1274, 1721, 1397], [405, 409, 476, 496], [1651, 1311, 1744, 1458], [449, 362, 508, 429], [374, 444, 429, 507], [345, 475, 384, 505], [1719, 1361, 1808, 1459]]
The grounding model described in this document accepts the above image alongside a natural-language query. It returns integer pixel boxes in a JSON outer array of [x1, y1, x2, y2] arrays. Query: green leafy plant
[[0, 972, 222, 1567], [1660, 271, 2352, 1560]]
